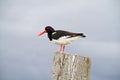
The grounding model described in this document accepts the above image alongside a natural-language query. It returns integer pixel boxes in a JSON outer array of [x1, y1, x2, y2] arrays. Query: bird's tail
[[77, 33, 86, 37]]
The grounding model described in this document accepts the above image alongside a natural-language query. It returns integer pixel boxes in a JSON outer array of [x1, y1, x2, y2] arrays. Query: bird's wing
[[52, 30, 77, 40]]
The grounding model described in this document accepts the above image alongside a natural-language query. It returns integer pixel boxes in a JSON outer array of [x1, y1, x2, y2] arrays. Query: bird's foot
[[60, 51, 64, 53]]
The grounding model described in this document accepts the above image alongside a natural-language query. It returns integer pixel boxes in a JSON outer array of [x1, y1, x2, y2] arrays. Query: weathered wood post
[[52, 51, 91, 80]]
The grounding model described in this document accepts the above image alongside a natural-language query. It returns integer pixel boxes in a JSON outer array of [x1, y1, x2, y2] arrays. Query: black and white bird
[[38, 26, 86, 53]]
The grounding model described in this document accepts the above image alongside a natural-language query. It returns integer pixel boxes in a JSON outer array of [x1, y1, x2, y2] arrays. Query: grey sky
[[0, 0, 120, 80]]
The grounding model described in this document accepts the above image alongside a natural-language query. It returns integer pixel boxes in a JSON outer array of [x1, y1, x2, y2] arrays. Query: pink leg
[[60, 44, 63, 52], [63, 45, 65, 52], [60, 44, 65, 53]]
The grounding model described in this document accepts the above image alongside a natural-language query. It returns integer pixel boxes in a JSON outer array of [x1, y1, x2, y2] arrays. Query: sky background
[[0, 0, 120, 80]]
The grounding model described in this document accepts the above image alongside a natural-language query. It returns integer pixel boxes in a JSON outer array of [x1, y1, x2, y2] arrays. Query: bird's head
[[38, 26, 55, 36]]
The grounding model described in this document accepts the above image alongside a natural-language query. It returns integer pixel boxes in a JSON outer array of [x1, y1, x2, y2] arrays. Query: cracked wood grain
[[52, 51, 91, 80]]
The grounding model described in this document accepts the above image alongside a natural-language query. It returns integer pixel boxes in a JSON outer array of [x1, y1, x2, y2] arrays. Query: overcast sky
[[0, 0, 120, 80]]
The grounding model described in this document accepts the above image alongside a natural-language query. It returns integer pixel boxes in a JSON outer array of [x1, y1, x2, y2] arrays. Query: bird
[[38, 26, 86, 53]]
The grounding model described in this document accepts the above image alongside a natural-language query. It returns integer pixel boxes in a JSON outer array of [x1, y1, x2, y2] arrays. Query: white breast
[[52, 36, 80, 45]]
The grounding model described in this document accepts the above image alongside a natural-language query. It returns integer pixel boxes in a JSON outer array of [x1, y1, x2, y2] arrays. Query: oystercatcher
[[38, 26, 86, 53]]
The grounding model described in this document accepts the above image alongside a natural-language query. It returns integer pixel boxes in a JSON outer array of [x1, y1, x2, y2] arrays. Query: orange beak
[[38, 30, 46, 36]]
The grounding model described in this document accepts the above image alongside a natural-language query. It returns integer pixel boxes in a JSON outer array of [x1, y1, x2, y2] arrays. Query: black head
[[45, 26, 55, 33]]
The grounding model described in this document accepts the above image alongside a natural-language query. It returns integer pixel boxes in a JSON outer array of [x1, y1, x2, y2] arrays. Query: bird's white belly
[[52, 36, 80, 45]]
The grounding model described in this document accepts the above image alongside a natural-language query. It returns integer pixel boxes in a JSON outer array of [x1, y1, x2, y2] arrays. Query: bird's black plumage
[[52, 30, 85, 40], [45, 26, 86, 41]]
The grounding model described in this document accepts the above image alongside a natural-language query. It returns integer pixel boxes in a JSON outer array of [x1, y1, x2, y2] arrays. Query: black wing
[[52, 30, 85, 40]]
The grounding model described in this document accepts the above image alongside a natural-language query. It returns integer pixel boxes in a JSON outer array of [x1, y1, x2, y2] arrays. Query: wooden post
[[52, 51, 91, 80]]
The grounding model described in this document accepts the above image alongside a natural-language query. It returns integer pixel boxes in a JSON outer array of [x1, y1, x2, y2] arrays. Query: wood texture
[[52, 51, 91, 80]]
